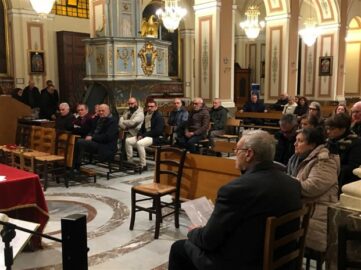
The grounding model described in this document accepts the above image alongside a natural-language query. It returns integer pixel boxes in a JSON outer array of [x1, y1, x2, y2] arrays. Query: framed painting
[[29, 51, 45, 74], [319, 56, 332, 76]]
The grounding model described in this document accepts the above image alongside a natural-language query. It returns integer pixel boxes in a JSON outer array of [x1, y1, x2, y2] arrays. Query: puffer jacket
[[186, 106, 210, 137], [289, 145, 340, 252]]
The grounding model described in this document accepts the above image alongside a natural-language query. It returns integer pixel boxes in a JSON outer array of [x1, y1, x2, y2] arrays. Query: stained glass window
[[52, 0, 89, 19]]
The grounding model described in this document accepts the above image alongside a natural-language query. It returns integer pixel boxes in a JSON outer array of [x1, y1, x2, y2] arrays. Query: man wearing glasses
[[125, 100, 164, 171], [351, 101, 361, 137], [169, 130, 302, 270], [177, 97, 210, 153], [119, 97, 144, 139]]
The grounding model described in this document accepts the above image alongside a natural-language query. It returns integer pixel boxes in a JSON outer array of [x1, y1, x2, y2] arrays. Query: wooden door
[[57, 31, 90, 108]]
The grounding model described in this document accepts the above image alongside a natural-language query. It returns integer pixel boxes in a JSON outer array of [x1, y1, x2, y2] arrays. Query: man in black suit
[[169, 130, 302, 270], [73, 104, 118, 170]]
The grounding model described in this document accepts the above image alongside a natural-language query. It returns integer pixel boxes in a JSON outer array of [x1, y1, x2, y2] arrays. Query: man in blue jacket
[[169, 130, 302, 270]]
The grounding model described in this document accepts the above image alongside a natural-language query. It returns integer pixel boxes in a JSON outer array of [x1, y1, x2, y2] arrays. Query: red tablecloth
[[0, 164, 49, 248]]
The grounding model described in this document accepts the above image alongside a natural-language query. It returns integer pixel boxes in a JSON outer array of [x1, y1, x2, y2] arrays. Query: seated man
[[274, 114, 298, 165], [118, 97, 144, 139], [209, 98, 228, 145], [271, 92, 289, 111], [169, 130, 302, 270], [177, 97, 210, 153], [125, 100, 164, 171], [72, 103, 92, 137], [241, 93, 266, 125], [55, 102, 74, 131], [168, 98, 188, 142], [73, 104, 119, 170]]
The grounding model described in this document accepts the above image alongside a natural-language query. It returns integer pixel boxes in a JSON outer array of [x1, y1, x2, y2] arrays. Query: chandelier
[[298, 17, 321, 47], [156, 0, 187, 33], [29, 0, 56, 19], [239, 5, 265, 40]]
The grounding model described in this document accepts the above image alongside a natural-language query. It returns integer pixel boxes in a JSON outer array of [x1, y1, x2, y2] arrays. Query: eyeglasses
[[309, 108, 318, 111]]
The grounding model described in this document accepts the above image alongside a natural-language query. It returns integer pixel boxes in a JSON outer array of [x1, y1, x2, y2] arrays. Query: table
[[0, 164, 49, 249]]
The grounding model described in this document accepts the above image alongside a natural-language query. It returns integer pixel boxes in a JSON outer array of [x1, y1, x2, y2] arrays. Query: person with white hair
[[55, 102, 74, 131], [169, 130, 302, 270], [177, 97, 210, 153], [351, 101, 361, 136]]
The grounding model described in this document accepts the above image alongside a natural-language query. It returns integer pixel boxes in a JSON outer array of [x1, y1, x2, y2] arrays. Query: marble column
[[180, 29, 195, 98]]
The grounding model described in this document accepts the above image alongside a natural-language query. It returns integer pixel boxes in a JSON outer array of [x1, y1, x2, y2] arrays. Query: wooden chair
[[217, 118, 242, 142], [129, 146, 187, 239], [15, 124, 33, 148], [304, 247, 326, 270], [338, 225, 361, 270], [35, 131, 71, 190], [263, 204, 313, 270]]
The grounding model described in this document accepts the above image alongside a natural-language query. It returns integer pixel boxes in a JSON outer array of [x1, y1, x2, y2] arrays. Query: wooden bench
[[236, 111, 283, 121], [160, 153, 240, 202]]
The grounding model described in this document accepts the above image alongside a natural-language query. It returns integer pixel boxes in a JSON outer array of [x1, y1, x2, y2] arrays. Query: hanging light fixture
[[156, 0, 187, 33], [298, 2, 321, 47], [29, 0, 56, 19], [239, 5, 265, 40]]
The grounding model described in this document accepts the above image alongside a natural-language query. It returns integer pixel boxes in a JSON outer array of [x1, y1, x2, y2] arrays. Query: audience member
[[351, 101, 361, 136], [209, 98, 228, 145], [177, 97, 210, 153], [294, 96, 309, 117], [325, 113, 361, 187], [241, 93, 266, 113], [55, 102, 74, 131], [39, 81, 59, 120], [274, 114, 298, 165], [308, 102, 321, 118], [282, 96, 298, 114], [334, 103, 349, 115], [72, 103, 93, 137], [168, 98, 188, 141], [287, 128, 339, 253], [299, 114, 321, 130], [125, 100, 164, 171], [169, 130, 302, 270], [119, 97, 144, 139], [73, 104, 118, 170], [241, 94, 266, 125], [11, 88, 25, 104], [271, 92, 288, 111], [22, 80, 40, 109]]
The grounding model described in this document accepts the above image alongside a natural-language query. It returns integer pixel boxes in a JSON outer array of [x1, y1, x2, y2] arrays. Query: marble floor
[[14, 162, 190, 270]]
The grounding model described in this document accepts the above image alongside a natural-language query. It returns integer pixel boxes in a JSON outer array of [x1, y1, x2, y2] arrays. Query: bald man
[[118, 97, 144, 137], [73, 104, 119, 171], [177, 97, 210, 153]]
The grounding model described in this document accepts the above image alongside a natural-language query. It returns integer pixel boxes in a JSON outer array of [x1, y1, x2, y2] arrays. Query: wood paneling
[[57, 31, 90, 107]]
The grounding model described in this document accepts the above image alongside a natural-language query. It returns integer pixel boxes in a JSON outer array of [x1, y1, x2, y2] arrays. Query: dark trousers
[[73, 139, 99, 169], [169, 240, 198, 270], [177, 134, 204, 153]]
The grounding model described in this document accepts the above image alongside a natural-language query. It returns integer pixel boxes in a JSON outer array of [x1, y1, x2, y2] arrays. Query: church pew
[[159, 153, 240, 202]]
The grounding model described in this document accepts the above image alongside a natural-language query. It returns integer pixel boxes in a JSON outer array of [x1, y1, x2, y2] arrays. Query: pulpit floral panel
[[116, 46, 136, 74], [156, 48, 167, 75]]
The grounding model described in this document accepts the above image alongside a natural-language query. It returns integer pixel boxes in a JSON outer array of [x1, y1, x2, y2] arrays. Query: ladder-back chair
[[129, 146, 187, 239]]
